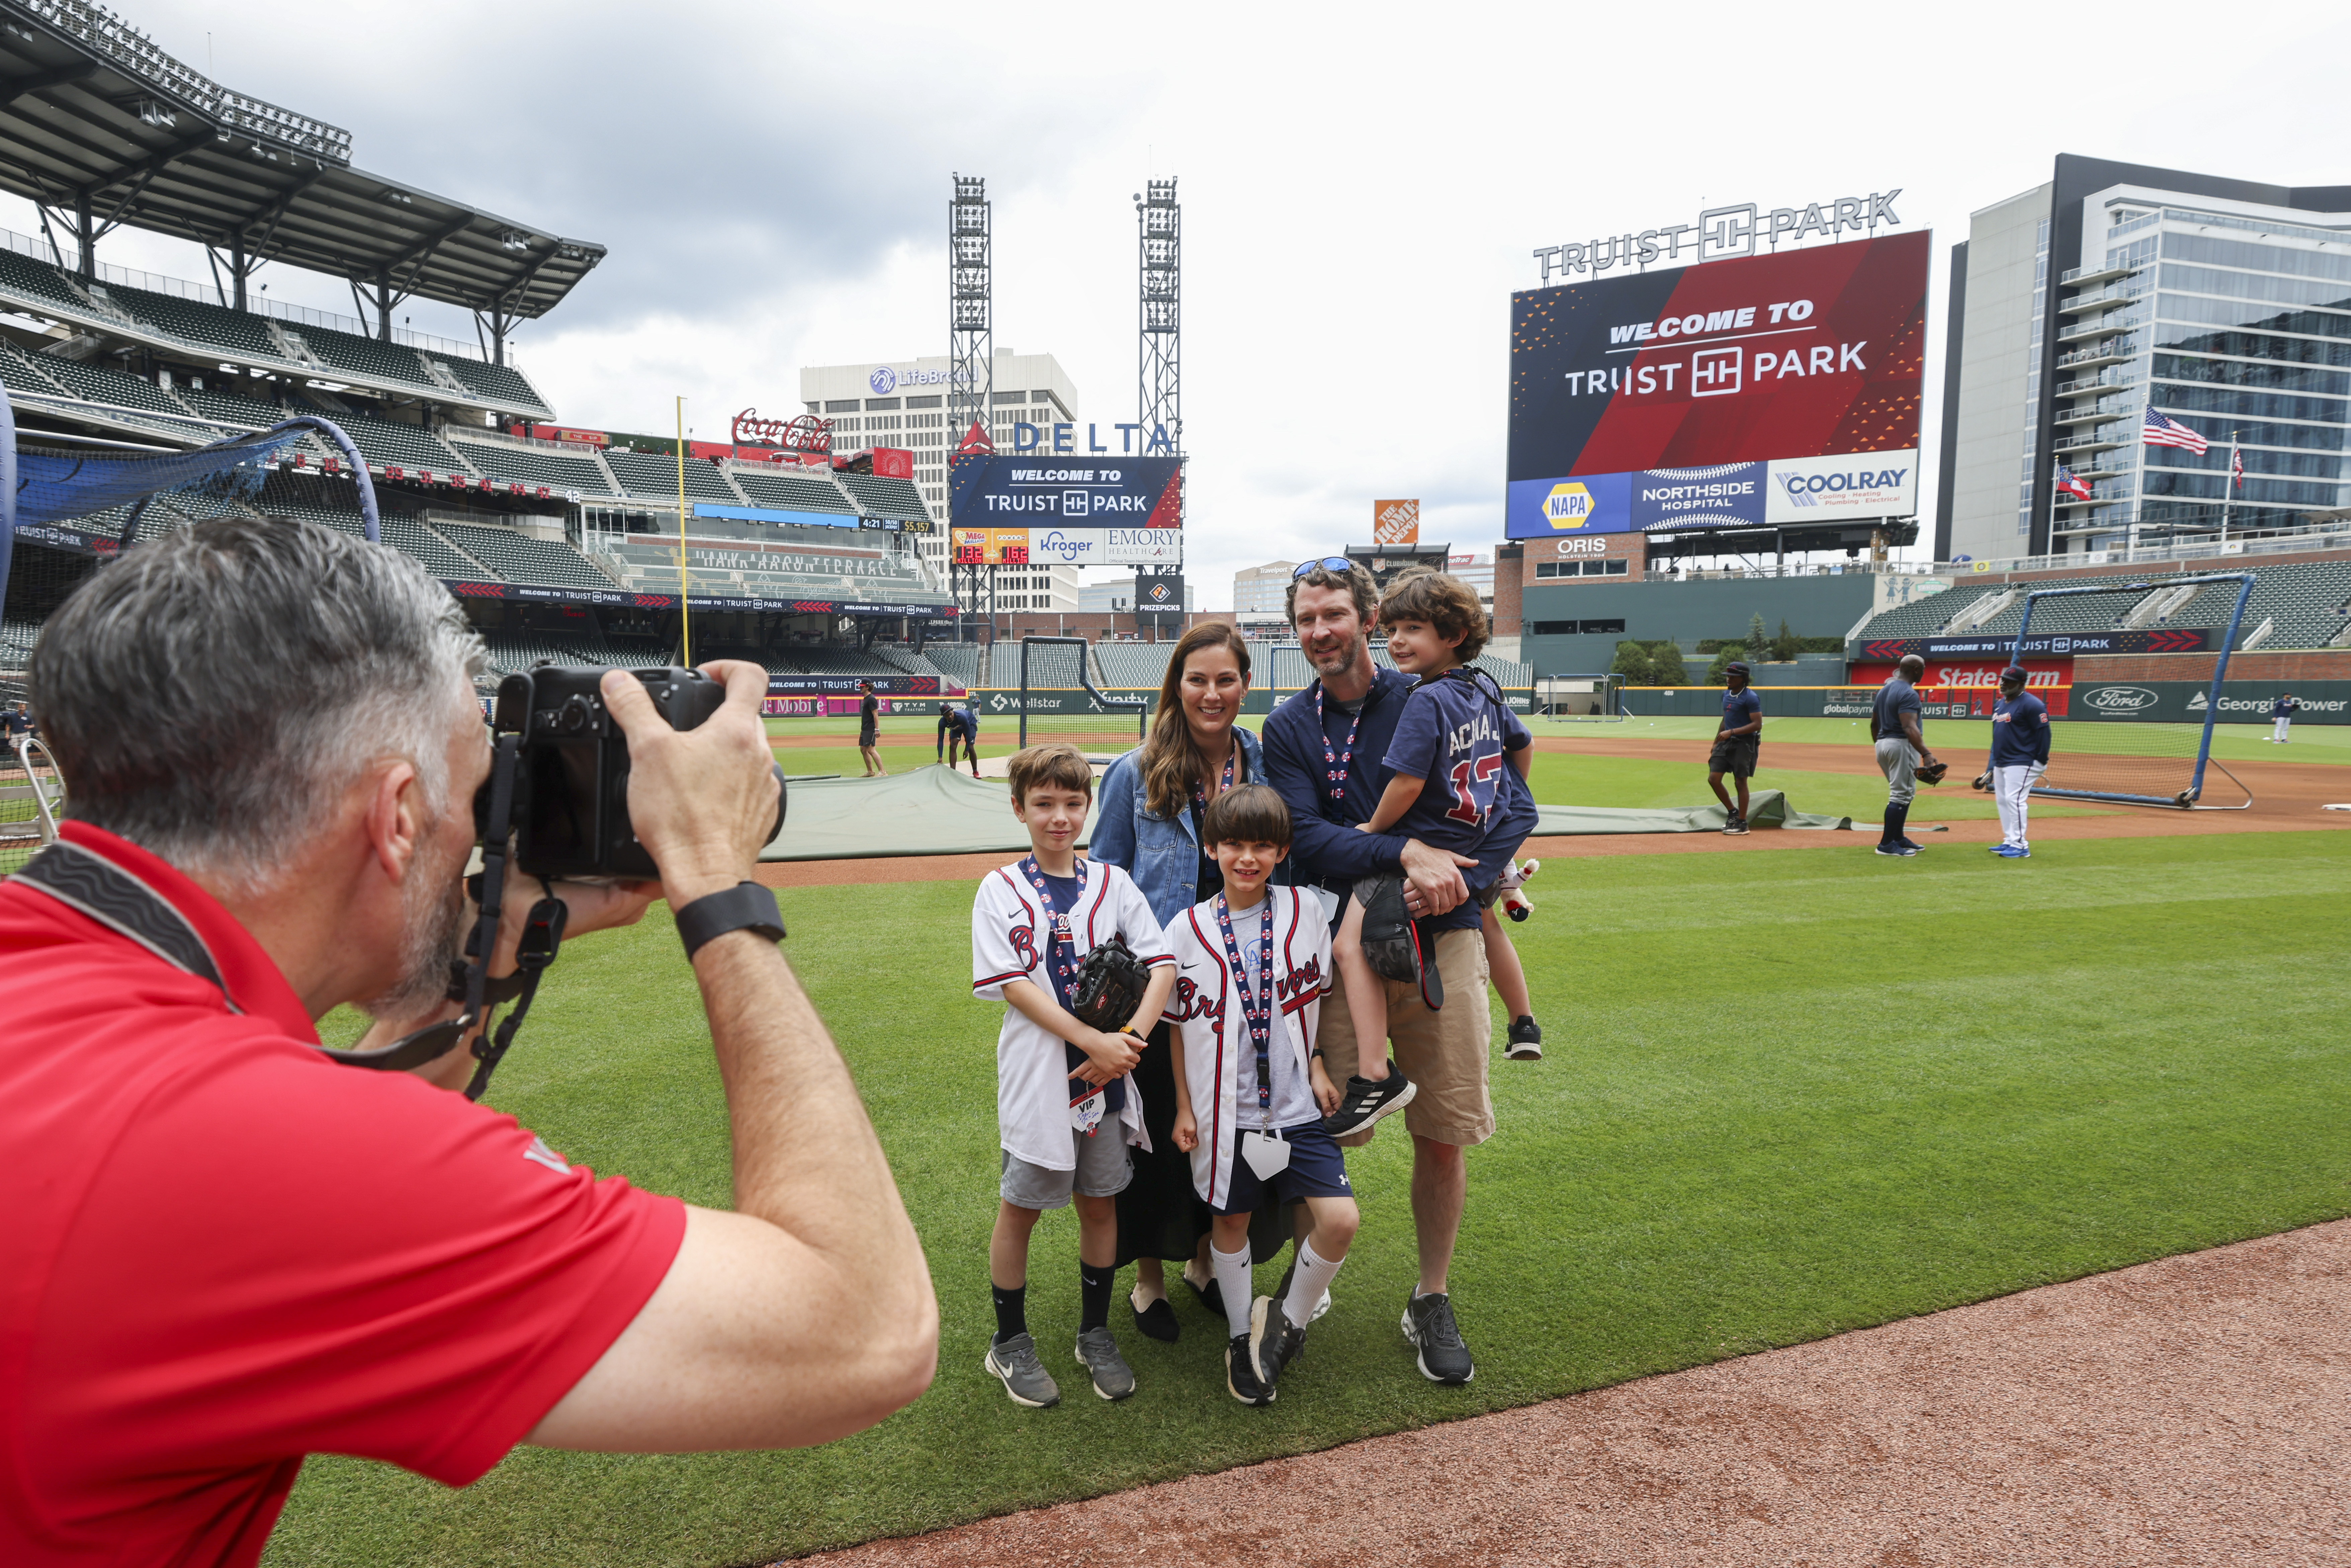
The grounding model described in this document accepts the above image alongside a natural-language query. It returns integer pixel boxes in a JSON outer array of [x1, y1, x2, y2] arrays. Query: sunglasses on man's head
[[1291, 557, 1355, 579]]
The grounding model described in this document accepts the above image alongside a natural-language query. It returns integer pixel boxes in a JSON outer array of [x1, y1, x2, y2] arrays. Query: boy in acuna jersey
[[1322, 569, 1533, 1140]]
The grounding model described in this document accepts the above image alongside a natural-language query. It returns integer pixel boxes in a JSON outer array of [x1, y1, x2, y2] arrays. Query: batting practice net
[[1537, 672, 1625, 722], [1013, 636, 1148, 752], [2013, 573, 2255, 810]]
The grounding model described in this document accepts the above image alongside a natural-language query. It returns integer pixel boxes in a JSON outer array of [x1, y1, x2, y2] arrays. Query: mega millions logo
[[868, 365, 898, 395], [1544, 481, 1598, 530]]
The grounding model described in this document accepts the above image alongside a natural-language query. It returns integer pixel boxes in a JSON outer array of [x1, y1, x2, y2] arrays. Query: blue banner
[[1505, 470, 1633, 538], [1629, 463, 1768, 530], [949, 455, 1184, 528]]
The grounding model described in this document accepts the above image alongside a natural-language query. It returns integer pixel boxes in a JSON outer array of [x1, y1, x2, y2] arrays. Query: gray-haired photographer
[[0, 517, 936, 1566]]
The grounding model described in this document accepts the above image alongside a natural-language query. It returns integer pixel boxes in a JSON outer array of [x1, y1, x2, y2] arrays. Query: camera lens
[[560, 695, 593, 734]]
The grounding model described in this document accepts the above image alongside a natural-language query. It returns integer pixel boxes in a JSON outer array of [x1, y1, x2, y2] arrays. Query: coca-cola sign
[[733, 408, 833, 453]]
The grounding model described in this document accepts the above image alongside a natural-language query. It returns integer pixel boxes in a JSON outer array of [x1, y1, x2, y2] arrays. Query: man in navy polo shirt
[[1707, 661, 1762, 835], [1260, 557, 1537, 1387]]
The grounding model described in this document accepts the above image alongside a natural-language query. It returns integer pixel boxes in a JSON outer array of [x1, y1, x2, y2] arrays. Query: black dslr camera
[[489, 665, 787, 880]]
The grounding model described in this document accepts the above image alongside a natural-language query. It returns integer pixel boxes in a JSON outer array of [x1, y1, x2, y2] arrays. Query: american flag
[[2231, 442, 2244, 489], [2055, 464, 2093, 501], [2142, 406, 2208, 454]]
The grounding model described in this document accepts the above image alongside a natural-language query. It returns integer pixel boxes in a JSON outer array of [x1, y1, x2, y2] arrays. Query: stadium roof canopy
[[0, 0, 603, 324]]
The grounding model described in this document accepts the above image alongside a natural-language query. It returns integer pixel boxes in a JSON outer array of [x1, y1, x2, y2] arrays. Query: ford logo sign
[[2084, 685, 2158, 712], [868, 366, 897, 395]]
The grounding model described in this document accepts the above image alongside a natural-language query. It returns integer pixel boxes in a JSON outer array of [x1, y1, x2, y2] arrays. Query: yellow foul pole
[[675, 395, 691, 667]]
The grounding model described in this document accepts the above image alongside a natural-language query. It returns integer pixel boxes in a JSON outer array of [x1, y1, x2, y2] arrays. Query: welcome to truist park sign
[[1531, 189, 1905, 281]]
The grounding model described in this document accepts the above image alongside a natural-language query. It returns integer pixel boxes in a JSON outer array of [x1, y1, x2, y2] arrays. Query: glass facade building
[[1939, 157, 2351, 562]]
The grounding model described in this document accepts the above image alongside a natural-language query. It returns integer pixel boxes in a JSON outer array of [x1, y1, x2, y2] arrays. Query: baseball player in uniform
[[2270, 693, 2298, 744], [938, 701, 981, 776], [972, 744, 1176, 1408], [1987, 667, 2051, 859], [1871, 654, 1940, 858]]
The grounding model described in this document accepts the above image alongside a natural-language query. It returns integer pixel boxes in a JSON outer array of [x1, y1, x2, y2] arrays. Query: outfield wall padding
[[966, 686, 1536, 719], [1609, 683, 2351, 723], [757, 769, 1848, 861]]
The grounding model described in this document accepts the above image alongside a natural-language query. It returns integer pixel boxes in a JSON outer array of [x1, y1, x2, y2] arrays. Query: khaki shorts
[[1316, 926, 1494, 1148]]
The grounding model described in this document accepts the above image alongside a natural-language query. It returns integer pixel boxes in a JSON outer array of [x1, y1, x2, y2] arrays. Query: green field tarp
[[759, 768, 1849, 861]]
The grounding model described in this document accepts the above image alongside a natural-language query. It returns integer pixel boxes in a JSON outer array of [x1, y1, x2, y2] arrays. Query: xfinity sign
[[1533, 190, 1904, 281]]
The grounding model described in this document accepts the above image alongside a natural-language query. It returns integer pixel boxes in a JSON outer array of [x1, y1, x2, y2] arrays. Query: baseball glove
[[1915, 758, 1950, 786], [1972, 770, 1992, 792], [1068, 934, 1151, 1033]]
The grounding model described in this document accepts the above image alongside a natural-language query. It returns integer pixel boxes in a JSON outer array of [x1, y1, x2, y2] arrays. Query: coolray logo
[[1775, 465, 1909, 507], [868, 366, 897, 395], [2083, 686, 2158, 713], [1544, 481, 1597, 529]]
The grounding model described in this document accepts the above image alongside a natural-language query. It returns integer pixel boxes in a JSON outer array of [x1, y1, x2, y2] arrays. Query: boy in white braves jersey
[[1165, 784, 1361, 1405], [972, 744, 1177, 1409]]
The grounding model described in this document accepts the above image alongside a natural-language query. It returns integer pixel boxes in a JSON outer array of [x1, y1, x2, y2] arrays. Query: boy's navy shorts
[[1212, 1120, 1352, 1215]]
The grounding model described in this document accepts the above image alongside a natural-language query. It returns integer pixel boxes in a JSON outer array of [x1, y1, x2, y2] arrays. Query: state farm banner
[[949, 455, 1184, 527]]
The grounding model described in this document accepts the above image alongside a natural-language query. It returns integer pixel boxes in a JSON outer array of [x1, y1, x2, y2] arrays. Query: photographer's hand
[[600, 661, 780, 907]]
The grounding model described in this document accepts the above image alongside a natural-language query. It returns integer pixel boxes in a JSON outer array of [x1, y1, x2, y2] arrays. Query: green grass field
[[274, 806, 2351, 1566]]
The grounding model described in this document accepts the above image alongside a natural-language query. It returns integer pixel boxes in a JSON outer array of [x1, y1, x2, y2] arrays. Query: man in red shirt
[[0, 517, 937, 1566]]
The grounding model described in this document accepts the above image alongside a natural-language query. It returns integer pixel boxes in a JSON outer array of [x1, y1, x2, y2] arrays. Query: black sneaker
[[1505, 1016, 1543, 1061], [1321, 1060, 1417, 1138], [1249, 1294, 1308, 1389], [1401, 1290, 1475, 1385], [1722, 815, 1748, 836], [1226, 1329, 1274, 1406]]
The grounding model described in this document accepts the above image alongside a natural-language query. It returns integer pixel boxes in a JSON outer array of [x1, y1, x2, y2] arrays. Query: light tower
[[1137, 177, 1181, 633], [948, 174, 993, 631], [1137, 178, 1180, 458]]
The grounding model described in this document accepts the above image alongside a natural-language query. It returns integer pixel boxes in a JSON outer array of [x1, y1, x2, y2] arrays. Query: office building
[[1938, 155, 2351, 562], [1232, 560, 1298, 615], [800, 349, 1087, 599]]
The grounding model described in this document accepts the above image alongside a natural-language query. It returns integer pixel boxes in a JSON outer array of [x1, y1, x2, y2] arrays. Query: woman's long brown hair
[[1141, 622, 1254, 821]]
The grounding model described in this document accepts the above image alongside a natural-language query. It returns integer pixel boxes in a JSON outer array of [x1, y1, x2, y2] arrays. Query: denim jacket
[[1089, 725, 1282, 927]]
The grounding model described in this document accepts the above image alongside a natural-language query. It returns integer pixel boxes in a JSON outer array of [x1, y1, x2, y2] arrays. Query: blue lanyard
[[1215, 892, 1276, 1110], [1312, 686, 1362, 806], [1021, 856, 1107, 1110]]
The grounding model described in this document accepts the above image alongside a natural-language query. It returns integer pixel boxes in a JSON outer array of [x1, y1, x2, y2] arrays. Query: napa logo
[[1545, 482, 1598, 530]]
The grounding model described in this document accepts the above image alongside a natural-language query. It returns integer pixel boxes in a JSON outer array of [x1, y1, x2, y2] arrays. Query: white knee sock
[[1211, 1242, 1253, 1340], [1283, 1237, 1345, 1329]]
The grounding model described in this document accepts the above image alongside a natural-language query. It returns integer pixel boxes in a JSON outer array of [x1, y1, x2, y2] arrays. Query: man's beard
[[358, 831, 470, 1020], [1305, 630, 1365, 678]]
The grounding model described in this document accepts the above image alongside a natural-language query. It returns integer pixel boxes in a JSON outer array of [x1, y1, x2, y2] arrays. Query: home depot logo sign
[[1373, 498, 1419, 545]]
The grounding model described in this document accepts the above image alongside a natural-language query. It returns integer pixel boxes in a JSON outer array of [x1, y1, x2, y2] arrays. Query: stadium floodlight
[[2008, 572, 2255, 810]]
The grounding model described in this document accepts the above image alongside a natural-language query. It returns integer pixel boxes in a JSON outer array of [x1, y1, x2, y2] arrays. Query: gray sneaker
[[1073, 1326, 1137, 1401], [983, 1332, 1061, 1408]]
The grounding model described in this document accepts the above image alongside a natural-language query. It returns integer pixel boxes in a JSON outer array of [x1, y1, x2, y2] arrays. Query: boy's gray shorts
[[1000, 1129, 1133, 1209]]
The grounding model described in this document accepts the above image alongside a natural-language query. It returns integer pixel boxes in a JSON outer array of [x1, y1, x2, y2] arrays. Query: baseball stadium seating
[[433, 523, 615, 593], [1848, 557, 2351, 650], [925, 644, 986, 688], [101, 284, 285, 362], [834, 471, 929, 520], [728, 467, 859, 514], [602, 447, 744, 504], [444, 433, 613, 495], [323, 411, 469, 473]]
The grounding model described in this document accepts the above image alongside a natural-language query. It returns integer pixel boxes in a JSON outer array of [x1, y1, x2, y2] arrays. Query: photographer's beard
[[358, 824, 470, 1022], [1305, 627, 1367, 681]]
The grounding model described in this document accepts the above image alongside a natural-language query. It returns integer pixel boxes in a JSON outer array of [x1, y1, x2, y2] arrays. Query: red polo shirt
[[0, 824, 686, 1567]]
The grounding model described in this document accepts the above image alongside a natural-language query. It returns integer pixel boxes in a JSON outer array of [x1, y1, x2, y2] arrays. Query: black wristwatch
[[674, 881, 787, 960]]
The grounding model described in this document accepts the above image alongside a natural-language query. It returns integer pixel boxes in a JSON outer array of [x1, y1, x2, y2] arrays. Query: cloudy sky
[[6, 0, 2346, 605]]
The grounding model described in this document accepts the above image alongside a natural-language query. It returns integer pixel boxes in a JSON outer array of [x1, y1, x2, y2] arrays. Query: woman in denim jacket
[[1092, 622, 1291, 1342]]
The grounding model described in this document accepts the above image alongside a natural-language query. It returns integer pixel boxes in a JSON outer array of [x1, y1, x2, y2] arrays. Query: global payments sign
[[948, 455, 1184, 529]]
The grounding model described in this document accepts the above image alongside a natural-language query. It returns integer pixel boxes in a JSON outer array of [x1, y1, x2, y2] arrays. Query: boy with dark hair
[[972, 744, 1176, 1407], [1164, 783, 1357, 1405], [1323, 569, 1533, 1138]]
